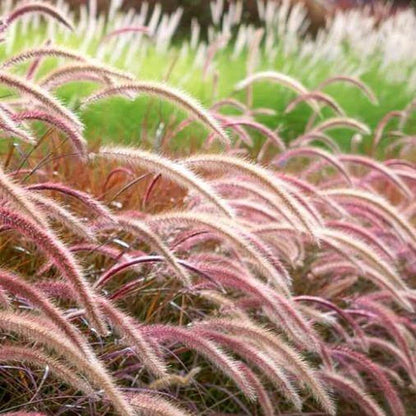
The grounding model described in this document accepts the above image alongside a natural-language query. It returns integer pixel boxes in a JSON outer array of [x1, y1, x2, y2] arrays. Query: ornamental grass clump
[[0, 1, 415, 416]]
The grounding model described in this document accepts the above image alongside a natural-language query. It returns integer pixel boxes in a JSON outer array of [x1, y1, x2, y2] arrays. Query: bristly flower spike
[[82, 81, 230, 145], [4, 2, 74, 32]]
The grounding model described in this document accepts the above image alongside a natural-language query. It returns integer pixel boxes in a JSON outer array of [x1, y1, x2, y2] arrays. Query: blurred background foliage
[[63, 0, 414, 38]]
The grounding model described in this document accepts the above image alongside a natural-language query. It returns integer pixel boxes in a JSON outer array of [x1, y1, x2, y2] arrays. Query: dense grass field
[[2, 0, 415, 151], [0, 1, 415, 416]]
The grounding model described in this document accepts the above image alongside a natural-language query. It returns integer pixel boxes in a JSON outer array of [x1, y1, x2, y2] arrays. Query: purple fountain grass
[[318, 228, 412, 309], [102, 26, 150, 42], [194, 318, 335, 415], [0, 165, 49, 227], [184, 154, 322, 242], [392, 168, 416, 187], [93, 255, 169, 289], [234, 71, 319, 111], [290, 131, 342, 153], [385, 135, 416, 156], [311, 258, 356, 278], [68, 242, 133, 261], [0, 106, 36, 144], [232, 222, 292, 285], [276, 172, 348, 218], [27, 182, 115, 221], [148, 366, 201, 389], [198, 289, 249, 319], [26, 39, 51, 80], [285, 91, 345, 116], [308, 238, 402, 300], [28, 192, 94, 241], [0, 2, 415, 414], [39, 63, 135, 90], [252, 223, 320, 267], [0, 311, 136, 416], [0, 71, 83, 132], [274, 146, 353, 186], [335, 201, 400, 237], [325, 188, 416, 250], [355, 264, 407, 311], [188, 257, 319, 348], [338, 154, 412, 199], [294, 296, 368, 349], [0, 206, 107, 334], [210, 98, 249, 114], [102, 166, 134, 193], [82, 81, 230, 146], [147, 211, 291, 295], [220, 117, 286, 152], [95, 214, 192, 286], [92, 253, 223, 296], [13, 109, 88, 158], [43, 71, 112, 88], [212, 180, 305, 232], [0, 46, 88, 70], [34, 245, 131, 280], [129, 393, 193, 416], [279, 183, 325, 229], [35, 278, 224, 381], [353, 297, 416, 379], [3, 2, 74, 32], [237, 364, 275, 416], [143, 324, 256, 400], [0, 269, 92, 356], [321, 370, 387, 416], [317, 75, 378, 105], [325, 220, 396, 261], [372, 111, 404, 154], [207, 113, 253, 147], [192, 327, 303, 410], [357, 335, 416, 385], [142, 173, 162, 209], [258, 231, 305, 267], [245, 226, 307, 267], [98, 297, 168, 378], [96, 146, 234, 218], [298, 159, 350, 187], [0, 344, 95, 397], [309, 117, 371, 135], [400, 94, 416, 124], [330, 346, 405, 416]]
